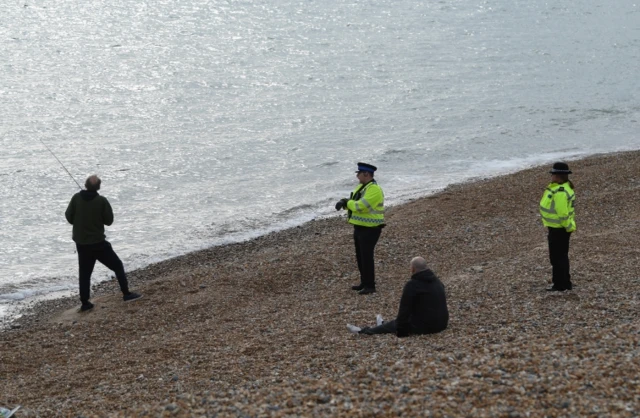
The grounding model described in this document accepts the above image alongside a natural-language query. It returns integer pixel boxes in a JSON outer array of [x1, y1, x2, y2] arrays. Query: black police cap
[[549, 162, 572, 174], [356, 162, 377, 173]]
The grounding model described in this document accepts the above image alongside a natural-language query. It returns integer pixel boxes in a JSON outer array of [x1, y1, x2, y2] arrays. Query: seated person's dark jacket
[[396, 269, 449, 337]]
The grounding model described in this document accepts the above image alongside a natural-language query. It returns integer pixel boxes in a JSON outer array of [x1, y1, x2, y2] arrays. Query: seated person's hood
[[411, 269, 438, 283]]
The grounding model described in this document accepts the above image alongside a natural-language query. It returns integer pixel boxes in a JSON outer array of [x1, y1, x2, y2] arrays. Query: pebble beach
[[1, 151, 639, 417]]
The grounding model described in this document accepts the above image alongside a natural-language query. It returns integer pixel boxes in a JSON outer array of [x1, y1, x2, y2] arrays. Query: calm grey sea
[[1, 0, 639, 320]]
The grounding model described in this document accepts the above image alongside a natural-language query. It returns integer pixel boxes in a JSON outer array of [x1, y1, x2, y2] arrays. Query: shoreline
[[0, 149, 620, 330], [1, 148, 623, 326], [1, 150, 639, 416], [0, 148, 633, 329]]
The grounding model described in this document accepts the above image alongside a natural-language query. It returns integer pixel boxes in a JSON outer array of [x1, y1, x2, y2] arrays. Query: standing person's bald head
[[410, 257, 428, 274], [85, 175, 101, 192]]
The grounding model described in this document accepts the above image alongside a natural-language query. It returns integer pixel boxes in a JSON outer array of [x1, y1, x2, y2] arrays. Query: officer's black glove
[[335, 198, 348, 211]]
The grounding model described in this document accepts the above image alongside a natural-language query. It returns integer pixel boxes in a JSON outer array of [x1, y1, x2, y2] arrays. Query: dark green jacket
[[65, 191, 114, 245]]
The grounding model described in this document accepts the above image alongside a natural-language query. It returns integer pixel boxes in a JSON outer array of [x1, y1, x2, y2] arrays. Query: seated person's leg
[[360, 319, 397, 335]]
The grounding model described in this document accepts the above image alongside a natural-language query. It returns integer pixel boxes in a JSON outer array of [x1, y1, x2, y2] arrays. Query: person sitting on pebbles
[[347, 257, 449, 337]]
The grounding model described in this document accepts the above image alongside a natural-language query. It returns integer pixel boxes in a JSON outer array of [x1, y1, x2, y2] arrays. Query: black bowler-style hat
[[549, 162, 572, 174], [356, 162, 377, 173]]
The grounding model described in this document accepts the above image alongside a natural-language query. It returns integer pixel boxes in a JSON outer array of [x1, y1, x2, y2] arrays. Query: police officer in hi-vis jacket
[[539, 162, 576, 291], [335, 162, 385, 295]]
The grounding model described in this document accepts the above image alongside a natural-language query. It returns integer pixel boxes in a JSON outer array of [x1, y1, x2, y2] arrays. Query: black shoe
[[351, 284, 365, 291], [358, 287, 376, 295], [359, 327, 374, 335], [123, 292, 143, 302], [546, 286, 566, 292], [79, 302, 94, 312]]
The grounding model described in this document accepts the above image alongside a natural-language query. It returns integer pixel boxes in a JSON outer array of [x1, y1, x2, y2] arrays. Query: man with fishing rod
[[335, 162, 385, 295], [65, 175, 142, 311]]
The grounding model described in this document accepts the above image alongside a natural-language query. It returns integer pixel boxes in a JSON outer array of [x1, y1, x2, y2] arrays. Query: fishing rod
[[38, 138, 83, 190]]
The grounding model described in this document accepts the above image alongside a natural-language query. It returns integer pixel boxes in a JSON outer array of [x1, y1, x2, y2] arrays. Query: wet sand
[[1, 151, 639, 417]]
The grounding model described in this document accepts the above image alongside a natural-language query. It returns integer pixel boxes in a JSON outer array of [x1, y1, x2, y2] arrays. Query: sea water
[[1, 0, 639, 322]]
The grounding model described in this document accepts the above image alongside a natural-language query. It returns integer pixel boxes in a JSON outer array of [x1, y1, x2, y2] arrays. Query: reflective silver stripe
[[540, 199, 557, 214], [542, 214, 572, 223], [541, 208, 572, 220], [357, 198, 385, 214], [541, 216, 562, 224], [354, 206, 384, 215], [540, 204, 557, 214]]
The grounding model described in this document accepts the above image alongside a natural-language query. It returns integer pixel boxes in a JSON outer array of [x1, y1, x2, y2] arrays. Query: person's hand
[[335, 198, 348, 211]]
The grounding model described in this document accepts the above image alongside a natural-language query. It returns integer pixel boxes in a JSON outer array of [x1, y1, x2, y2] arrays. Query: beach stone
[[2, 151, 640, 417]]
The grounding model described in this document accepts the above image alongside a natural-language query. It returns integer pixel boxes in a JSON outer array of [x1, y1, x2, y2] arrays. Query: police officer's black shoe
[[79, 302, 94, 312], [546, 286, 565, 292], [358, 287, 376, 295], [351, 284, 365, 291]]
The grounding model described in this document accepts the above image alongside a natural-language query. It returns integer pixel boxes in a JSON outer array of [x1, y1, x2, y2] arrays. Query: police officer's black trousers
[[76, 241, 129, 303], [547, 227, 572, 290], [353, 225, 382, 289]]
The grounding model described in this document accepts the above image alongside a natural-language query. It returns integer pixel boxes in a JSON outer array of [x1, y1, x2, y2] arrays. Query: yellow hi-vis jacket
[[539, 182, 576, 232], [346, 180, 385, 227]]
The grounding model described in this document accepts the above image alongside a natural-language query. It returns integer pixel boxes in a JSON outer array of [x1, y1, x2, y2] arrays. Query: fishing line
[[38, 138, 83, 190]]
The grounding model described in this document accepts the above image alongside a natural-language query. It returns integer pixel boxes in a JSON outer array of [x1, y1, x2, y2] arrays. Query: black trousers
[[361, 319, 397, 335], [547, 227, 572, 290], [76, 241, 129, 303], [353, 226, 382, 289]]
